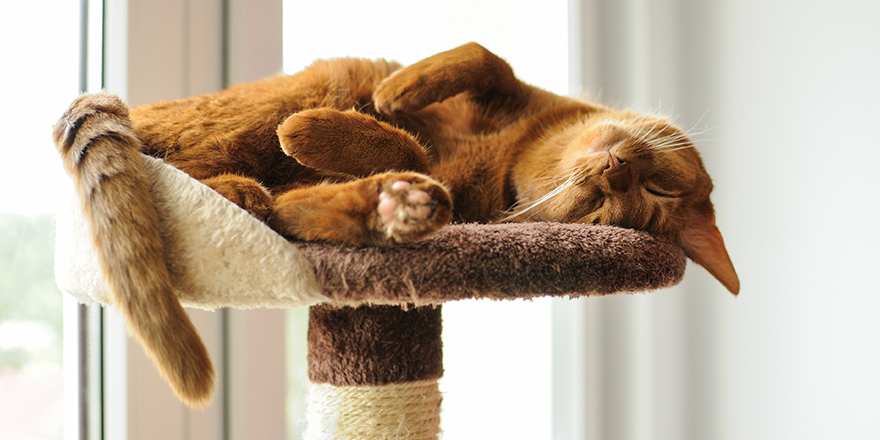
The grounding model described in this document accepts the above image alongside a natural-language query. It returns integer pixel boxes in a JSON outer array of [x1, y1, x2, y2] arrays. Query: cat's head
[[511, 109, 739, 294]]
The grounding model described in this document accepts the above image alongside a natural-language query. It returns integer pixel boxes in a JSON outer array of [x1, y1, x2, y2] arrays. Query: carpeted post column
[[305, 304, 444, 440]]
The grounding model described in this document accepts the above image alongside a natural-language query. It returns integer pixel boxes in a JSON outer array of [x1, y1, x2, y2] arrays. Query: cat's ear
[[678, 201, 740, 295]]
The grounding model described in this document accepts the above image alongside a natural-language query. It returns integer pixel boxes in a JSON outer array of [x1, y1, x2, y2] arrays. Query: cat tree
[[56, 155, 686, 439]]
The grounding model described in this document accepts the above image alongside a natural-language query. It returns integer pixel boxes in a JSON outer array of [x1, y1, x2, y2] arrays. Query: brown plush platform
[[298, 222, 686, 306]]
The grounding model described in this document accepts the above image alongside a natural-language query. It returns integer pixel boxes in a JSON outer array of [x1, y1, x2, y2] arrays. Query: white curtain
[[561, 1, 880, 439]]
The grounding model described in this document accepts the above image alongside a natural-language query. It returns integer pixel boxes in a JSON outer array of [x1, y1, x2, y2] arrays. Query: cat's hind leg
[[372, 42, 520, 114], [269, 172, 452, 245], [373, 42, 582, 122], [277, 108, 430, 177], [200, 174, 274, 221]]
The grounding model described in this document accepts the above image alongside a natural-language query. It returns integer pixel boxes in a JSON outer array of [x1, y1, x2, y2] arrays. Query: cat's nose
[[603, 152, 631, 192]]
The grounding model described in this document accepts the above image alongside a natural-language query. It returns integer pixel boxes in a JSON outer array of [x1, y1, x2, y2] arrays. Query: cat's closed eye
[[643, 182, 677, 198]]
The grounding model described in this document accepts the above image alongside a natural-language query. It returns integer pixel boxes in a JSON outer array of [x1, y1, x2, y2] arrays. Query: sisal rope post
[[305, 305, 444, 440]]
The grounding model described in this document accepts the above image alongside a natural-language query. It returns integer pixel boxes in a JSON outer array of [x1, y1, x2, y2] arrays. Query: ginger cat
[[53, 42, 738, 407]]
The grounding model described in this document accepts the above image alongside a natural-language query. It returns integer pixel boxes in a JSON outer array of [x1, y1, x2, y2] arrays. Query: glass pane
[[286, 307, 309, 440], [0, 1, 81, 439], [282, 1, 567, 438]]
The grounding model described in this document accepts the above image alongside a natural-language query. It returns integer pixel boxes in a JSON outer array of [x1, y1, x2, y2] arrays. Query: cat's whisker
[[517, 167, 583, 193], [644, 129, 695, 151], [635, 116, 675, 151], [650, 141, 695, 153], [652, 135, 687, 148], [664, 145, 696, 152], [512, 175, 578, 209], [649, 137, 686, 149], [515, 178, 564, 199], [503, 170, 582, 222], [685, 108, 711, 137], [635, 118, 659, 146], [649, 117, 665, 138]]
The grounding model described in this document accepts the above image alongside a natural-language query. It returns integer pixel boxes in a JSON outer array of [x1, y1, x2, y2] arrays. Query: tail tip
[[53, 93, 130, 155], [171, 363, 218, 408]]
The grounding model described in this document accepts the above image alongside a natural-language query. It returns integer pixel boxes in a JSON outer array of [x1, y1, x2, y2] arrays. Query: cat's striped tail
[[53, 93, 215, 407]]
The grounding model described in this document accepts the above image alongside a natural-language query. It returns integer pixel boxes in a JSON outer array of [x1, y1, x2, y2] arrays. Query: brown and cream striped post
[[305, 304, 444, 439]]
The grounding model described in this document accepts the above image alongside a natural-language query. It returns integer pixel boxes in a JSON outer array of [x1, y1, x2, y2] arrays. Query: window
[[0, 1, 83, 439]]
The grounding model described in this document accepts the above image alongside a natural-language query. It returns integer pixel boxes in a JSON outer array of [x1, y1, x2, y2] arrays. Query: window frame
[[68, 1, 287, 439]]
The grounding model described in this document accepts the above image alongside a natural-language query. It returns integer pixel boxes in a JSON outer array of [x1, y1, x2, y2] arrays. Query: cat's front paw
[[375, 173, 452, 244]]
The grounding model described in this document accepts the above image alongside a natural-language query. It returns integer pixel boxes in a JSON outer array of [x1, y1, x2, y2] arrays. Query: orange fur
[[374, 43, 738, 293], [53, 42, 738, 406]]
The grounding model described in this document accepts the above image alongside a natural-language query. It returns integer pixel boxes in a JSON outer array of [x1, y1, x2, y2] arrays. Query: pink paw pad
[[378, 180, 437, 239]]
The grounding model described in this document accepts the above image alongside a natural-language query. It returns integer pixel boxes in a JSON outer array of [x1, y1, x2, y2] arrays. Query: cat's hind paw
[[268, 172, 451, 246], [373, 42, 516, 114], [201, 174, 273, 221], [375, 173, 452, 244]]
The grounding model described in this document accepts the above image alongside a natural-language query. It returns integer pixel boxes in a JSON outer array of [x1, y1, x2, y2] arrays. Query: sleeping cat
[[53, 42, 738, 407]]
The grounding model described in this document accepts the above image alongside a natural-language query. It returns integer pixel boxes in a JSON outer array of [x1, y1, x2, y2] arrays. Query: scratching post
[[55, 153, 688, 439], [305, 305, 443, 439]]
